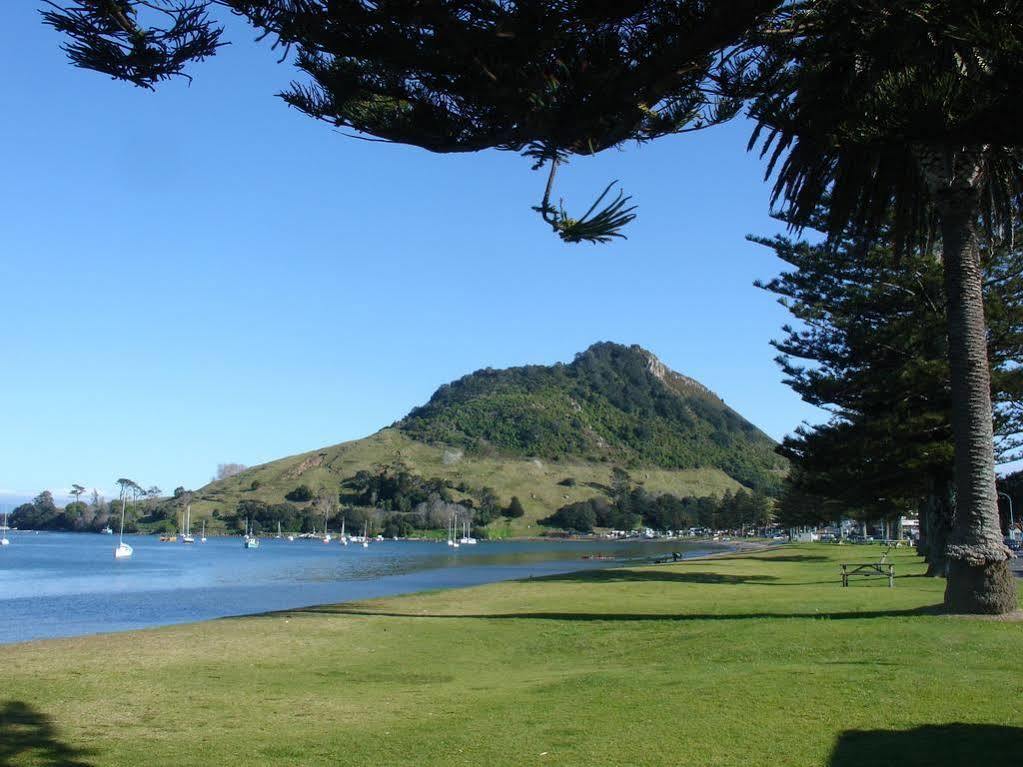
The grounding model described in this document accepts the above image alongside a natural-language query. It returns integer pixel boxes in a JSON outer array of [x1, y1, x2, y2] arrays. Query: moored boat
[[114, 492, 132, 559], [243, 518, 260, 549], [180, 504, 195, 544]]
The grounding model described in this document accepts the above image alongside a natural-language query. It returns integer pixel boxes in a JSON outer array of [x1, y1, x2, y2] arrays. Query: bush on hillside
[[503, 496, 526, 518], [285, 484, 313, 502]]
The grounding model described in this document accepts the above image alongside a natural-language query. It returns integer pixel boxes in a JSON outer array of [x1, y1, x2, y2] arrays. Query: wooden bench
[[840, 546, 895, 587]]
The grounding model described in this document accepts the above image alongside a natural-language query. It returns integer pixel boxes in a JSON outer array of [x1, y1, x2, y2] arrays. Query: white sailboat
[[180, 504, 195, 544], [244, 518, 260, 549], [200, 518, 207, 544], [447, 514, 455, 547], [459, 520, 477, 545], [339, 517, 348, 545], [114, 494, 133, 559], [276, 521, 283, 540], [362, 520, 369, 548], [1, 507, 10, 546], [451, 515, 460, 549], [322, 509, 332, 544]]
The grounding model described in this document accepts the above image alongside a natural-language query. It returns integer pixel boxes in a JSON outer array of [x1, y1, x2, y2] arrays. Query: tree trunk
[[935, 178, 1016, 613], [921, 476, 954, 578], [916, 497, 929, 561]]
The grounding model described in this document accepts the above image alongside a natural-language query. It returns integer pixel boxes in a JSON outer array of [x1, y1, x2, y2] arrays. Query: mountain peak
[[573, 341, 717, 401], [398, 342, 782, 493]]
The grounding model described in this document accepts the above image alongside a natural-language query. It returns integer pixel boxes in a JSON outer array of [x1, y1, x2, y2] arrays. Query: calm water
[[0, 532, 725, 644]]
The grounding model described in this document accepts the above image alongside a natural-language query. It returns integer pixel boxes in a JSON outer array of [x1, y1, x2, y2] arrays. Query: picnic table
[[840, 546, 895, 587]]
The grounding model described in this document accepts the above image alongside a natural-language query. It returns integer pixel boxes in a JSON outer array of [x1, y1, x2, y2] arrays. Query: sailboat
[[244, 518, 260, 549], [114, 494, 133, 559], [200, 518, 207, 544], [276, 521, 283, 540], [447, 515, 455, 547], [451, 515, 460, 549], [1, 507, 10, 546], [322, 510, 332, 544], [459, 520, 477, 545], [180, 505, 195, 544], [362, 520, 369, 548], [339, 517, 349, 545]]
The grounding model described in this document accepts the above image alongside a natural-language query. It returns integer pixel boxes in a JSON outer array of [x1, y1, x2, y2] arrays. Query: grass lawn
[[2, 544, 1021, 766]]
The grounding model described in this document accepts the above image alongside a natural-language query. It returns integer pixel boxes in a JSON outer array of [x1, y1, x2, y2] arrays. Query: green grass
[[3, 544, 1021, 766], [192, 427, 744, 534]]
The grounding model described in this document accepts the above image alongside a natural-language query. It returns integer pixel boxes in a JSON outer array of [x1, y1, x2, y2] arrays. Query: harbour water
[[0, 532, 726, 644]]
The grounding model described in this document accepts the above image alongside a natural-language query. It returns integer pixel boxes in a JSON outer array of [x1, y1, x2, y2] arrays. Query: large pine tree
[[747, 1, 1023, 612], [756, 218, 1023, 575]]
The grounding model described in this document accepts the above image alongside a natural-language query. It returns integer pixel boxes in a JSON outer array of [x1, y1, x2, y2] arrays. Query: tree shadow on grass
[[726, 554, 832, 563], [535, 567, 903, 588], [0, 700, 93, 767], [536, 569, 780, 585], [284, 604, 943, 622], [829, 724, 1023, 767]]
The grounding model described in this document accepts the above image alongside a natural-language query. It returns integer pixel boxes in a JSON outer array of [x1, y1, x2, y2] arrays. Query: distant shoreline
[[3, 527, 772, 547]]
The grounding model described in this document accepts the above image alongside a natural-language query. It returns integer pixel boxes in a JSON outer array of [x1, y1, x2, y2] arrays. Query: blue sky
[[0, 5, 825, 503]]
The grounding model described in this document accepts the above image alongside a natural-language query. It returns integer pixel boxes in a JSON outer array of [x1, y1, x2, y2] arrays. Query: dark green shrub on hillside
[[503, 496, 526, 518], [285, 484, 313, 502], [342, 467, 451, 512], [539, 502, 597, 533]]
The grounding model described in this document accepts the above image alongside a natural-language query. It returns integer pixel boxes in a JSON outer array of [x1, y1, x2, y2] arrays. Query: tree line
[[226, 461, 528, 539], [540, 468, 771, 534], [9, 479, 172, 533]]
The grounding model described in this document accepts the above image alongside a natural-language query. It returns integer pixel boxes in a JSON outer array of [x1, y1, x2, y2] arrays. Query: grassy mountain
[[398, 342, 783, 492], [187, 343, 785, 532]]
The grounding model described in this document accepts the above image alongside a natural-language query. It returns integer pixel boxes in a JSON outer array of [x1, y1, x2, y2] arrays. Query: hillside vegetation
[[185, 343, 785, 533], [188, 429, 743, 535], [399, 342, 783, 492]]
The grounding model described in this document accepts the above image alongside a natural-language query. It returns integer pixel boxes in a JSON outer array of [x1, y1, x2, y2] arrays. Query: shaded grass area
[[829, 724, 1023, 767], [3, 544, 1021, 766]]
